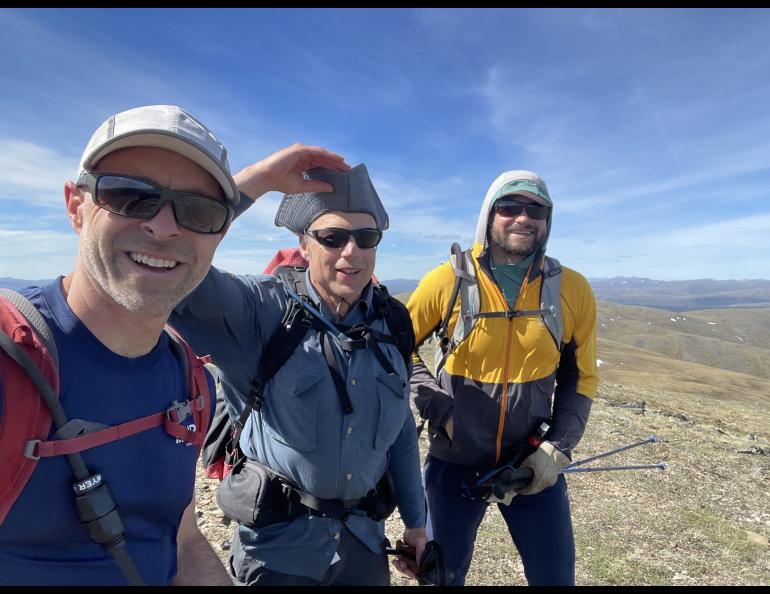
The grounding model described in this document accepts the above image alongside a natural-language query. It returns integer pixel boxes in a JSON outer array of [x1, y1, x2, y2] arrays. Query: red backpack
[[0, 289, 211, 585]]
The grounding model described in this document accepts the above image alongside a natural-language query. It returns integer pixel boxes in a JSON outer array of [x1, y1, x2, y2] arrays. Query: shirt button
[[351, 378, 357, 386], [345, 473, 352, 480], [347, 427, 353, 434], [333, 533, 340, 540]]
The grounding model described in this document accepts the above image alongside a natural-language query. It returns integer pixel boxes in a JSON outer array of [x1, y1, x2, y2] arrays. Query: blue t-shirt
[[0, 279, 214, 586]]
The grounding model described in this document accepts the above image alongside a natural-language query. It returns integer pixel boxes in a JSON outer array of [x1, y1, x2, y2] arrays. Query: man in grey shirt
[[171, 164, 427, 586]]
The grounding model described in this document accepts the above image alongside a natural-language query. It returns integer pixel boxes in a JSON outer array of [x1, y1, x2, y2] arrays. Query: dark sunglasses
[[77, 172, 234, 234], [494, 200, 550, 220], [305, 227, 383, 249]]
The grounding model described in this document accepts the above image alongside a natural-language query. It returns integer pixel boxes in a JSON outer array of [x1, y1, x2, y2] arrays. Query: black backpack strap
[[236, 297, 315, 429], [371, 284, 415, 370], [320, 331, 354, 415]]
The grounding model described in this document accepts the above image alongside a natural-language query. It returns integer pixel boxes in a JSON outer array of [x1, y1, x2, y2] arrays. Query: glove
[[484, 466, 533, 505], [486, 490, 516, 506], [518, 441, 570, 495]]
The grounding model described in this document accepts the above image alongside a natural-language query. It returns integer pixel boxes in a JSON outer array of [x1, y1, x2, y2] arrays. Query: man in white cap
[[0, 105, 347, 586], [169, 165, 429, 586], [406, 171, 598, 585]]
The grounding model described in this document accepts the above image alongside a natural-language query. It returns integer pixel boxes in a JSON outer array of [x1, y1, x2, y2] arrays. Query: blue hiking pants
[[424, 454, 575, 586]]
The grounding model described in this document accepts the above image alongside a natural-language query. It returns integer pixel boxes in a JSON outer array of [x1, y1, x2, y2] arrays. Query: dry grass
[[194, 311, 770, 585], [195, 374, 770, 585]]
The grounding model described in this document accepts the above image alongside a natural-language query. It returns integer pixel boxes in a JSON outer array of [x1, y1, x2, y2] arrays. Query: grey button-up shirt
[[171, 268, 425, 580]]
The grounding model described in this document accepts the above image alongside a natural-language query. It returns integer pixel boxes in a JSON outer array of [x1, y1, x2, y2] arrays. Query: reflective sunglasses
[[494, 199, 550, 220], [305, 227, 383, 249], [77, 172, 234, 234]]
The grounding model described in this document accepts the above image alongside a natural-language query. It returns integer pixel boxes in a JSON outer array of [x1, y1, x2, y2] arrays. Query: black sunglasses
[[493, 200, 550, 220], [77, 172, 234, 234], [305, 227, 383, 249]]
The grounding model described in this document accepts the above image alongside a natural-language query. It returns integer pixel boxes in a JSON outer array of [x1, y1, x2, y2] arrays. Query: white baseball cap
[[79, 104, 239, 204]]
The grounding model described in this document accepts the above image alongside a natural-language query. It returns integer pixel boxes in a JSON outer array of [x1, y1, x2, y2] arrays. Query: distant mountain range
[[383, 277, 770, 311], [4, 276, 770, 311], [588, 277, 770, 310]]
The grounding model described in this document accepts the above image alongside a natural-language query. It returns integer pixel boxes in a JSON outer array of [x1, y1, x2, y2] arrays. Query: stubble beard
[[490, 223, 545, 260], [79, 229, 207, 318]]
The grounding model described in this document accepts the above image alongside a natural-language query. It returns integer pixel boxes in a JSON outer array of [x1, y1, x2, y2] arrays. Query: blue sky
[[2, 8, 769, 281]]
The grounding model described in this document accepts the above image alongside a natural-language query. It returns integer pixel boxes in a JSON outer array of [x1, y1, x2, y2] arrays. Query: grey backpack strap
[[0, 288, 59, 370], [540, 256, 563, 349], [434, 246, 479, 377]]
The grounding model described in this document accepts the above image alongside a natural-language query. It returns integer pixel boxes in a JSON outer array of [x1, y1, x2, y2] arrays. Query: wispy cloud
[[0, 228, 77, 277], [0, 140, 77, 208], [1, 9, 769, 282]]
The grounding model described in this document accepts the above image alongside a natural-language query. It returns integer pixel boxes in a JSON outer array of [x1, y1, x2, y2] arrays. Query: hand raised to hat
[[234, 143, 350, 201]]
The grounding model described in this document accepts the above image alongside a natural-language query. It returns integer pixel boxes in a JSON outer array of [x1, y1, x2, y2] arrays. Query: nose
[[339, 235, 361, 258], [139, 202, 182, 240], [514, 209, 532, 222]]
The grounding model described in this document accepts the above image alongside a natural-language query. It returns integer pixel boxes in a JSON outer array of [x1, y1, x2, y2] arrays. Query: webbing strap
[[471, 308, 551, 320], [28, 398, 205, 458], [321, 331, 354, 415], [291, 487, 364, 520]]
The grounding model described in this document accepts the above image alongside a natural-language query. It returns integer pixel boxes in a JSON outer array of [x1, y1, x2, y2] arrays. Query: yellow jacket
[[407, 172, 598, 469]]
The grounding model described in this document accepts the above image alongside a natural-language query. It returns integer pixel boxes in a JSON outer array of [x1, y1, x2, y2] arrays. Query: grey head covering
[[275, 163, 389, 232]]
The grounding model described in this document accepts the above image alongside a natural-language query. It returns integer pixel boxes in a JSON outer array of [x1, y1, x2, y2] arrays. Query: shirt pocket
[[373, 373, 407, 451], [262, 371, 323, 452]]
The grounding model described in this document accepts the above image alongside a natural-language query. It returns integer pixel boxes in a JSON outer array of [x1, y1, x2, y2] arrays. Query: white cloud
[[0, 140, 77, 207], [0, 228, 77, 278], [665, 213, 770, 249]]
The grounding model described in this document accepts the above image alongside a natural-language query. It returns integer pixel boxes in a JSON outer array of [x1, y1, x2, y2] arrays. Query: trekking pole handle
[[492, 467, 533, 498], [562, 462, 667, 474], [566, 435, 657, 469]]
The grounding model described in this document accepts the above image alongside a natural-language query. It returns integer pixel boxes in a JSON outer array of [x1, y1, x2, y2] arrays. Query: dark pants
[[424, 454, 575, 586], [228, 525, 390, 586]]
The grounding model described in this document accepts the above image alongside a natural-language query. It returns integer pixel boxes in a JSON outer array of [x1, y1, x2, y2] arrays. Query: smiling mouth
[[337, 268, 361, 277], [129, 252, 179, 270], [508, 227, 535, 236]]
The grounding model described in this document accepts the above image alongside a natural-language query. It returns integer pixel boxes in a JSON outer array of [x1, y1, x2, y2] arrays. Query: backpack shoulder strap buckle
[[166, 399, 193, 424], [24, 439, 42, 460]]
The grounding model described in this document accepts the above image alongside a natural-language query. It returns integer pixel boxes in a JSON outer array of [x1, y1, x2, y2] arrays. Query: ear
[[299, 234, 310, 261], [64, 181, 86, 235]]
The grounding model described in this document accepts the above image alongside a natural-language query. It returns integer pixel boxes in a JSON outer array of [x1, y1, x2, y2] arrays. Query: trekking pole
[[565, 435, 658, 469], [562, 462, 667, 474]]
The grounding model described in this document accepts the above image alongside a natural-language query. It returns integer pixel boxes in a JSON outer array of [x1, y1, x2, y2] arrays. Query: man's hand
[[234, 144, 349, 201], [391, 526, 428, 580], [444, 416, 454, 440], [518, 441, 570, 495]]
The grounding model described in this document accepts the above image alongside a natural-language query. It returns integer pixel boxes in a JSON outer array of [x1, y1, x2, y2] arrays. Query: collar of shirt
[[303, 269, 374, 327]]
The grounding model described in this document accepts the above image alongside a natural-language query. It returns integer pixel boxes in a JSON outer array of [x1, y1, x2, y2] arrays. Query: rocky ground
[[193, 378, 770, 586]]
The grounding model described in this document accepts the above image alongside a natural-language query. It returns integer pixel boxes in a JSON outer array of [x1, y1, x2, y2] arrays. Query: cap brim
[[496, 190, 550, 207], [81, 132, 239, 205]]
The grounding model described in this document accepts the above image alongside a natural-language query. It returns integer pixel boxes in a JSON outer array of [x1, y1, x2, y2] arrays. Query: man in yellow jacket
[[406, 170, 598, 586]]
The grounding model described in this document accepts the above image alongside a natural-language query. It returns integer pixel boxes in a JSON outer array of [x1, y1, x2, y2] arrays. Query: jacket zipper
[[492, 257, 536, 465]]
